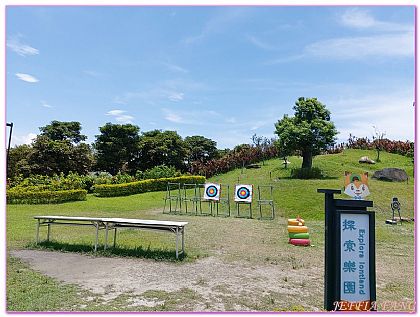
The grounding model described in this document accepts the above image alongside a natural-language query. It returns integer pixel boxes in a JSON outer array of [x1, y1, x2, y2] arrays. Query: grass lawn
[[6, 149, 415, 312]]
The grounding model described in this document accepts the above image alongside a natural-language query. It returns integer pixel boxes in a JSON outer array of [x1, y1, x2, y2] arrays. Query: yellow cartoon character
[[344, 171, 370, 200]]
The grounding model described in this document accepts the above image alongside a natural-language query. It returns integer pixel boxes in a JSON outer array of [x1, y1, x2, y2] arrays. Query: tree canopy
[[94, 123, 141, 175], [39, 120, 87, 143], [28, 135, 94, 176], [274, 97, 338, 169], [184, 135, 218, 163], [137, 130, 188, 171]]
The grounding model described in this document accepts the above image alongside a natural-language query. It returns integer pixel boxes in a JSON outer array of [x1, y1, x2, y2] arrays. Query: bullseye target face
[[203, 183, 221, 201], [235, 184, 253, 203]]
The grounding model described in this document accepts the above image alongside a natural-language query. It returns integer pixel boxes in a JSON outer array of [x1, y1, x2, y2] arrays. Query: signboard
[[203, 183, 221, 201], [317, 189, 376, 311], [234, 184, 253, 203], [340, 213, 370, 303]]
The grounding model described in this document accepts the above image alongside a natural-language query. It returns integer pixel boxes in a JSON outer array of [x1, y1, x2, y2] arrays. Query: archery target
[[235, 184, 253, 203], [203, 183, 221, 201]]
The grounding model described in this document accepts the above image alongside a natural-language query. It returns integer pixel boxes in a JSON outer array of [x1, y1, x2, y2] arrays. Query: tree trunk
[[302, 150, 313, 169]]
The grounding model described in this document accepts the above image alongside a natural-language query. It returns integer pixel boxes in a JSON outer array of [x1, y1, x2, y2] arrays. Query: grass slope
[[6, 149, 414, 311]]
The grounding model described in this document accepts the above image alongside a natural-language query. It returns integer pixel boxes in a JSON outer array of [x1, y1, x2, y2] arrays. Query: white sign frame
[[340, 213, 370, 302]]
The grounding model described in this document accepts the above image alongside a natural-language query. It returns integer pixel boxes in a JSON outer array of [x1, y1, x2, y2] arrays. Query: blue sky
[[6, 6, 415, 149]]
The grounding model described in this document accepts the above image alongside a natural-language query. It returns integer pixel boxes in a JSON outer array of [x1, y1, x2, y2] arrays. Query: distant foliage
[[8, 172, 94, 192], [346, 135, 414, 158], [190, 143, 279, 178], [94, 175, 205, 197], [136, 165, 181, 180], [290, 167, 324, 179], [7, 189, 87, 204]]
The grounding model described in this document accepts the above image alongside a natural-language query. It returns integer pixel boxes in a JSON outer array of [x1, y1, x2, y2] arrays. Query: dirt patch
[[10, 249, 322, 311]]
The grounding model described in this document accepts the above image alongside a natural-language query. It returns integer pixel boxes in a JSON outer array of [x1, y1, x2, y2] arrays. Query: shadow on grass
[[27, 241, 186, 262]]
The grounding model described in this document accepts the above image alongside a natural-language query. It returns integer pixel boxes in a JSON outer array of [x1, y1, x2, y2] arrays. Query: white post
[[175, 227, 179, 259], [104, 222, 108, 250], [94, 222, 99, 252], [36, 219, 40, 244], [47, 224, 51, 242], [181, 227, 185, 255], [113, 228, 117, 248]]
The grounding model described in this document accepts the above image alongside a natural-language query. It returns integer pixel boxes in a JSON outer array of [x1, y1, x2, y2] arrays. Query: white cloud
[[106, 109, 134, 124], [331, 93, 414, 142], [41, 100, 52, 108], [165, 113, 183, 123], [268, 9, 414, 63], [183, 8, 251, 44], [305, 32, 413, 59], [83, 70, 104, 77], [11, 133, 37, 146], [339, 8, 412, 32], [106, 110, 125, 116], [16, 73, 39, 83], [7, 37, 39, 57], [168, 92, 185, 102], [340, 8, 376, 29], [247, 35, 277, 51], [162, 108, 221, 124], [163, 62, 188, 73]]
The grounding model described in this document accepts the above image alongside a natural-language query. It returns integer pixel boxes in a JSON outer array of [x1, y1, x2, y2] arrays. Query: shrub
[[290, 167, 324, 179], [93, 175, 205, 197], [137, 165, 181, 180], [113, 172, 135, 184], [7, 189, 87, 204], [346, 135, 414, 157], [8, 172, 94, 192], [190, 144, 279, 178]]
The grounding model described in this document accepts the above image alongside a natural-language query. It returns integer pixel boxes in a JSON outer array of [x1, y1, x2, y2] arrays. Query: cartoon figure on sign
[[344, 171, 370, 200]]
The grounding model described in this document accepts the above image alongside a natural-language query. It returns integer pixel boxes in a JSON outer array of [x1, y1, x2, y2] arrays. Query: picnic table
[[34, 216, 188, 259]]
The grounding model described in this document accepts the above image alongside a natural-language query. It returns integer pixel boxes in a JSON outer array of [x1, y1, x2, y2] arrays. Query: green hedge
[[93, 176, 206, 197], [7, 189, 87, 204]]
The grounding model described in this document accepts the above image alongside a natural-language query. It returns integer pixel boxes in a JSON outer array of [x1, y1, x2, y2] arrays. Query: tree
[[29, 135, 94, 176], [39, 120, 87, 143], [7, 144, 34, 179], [94, 123, 141, 175], [184, 135, 218, 163], [274, 97, 338, 169], [137, 130, 188, 171], [372, 126, 386, 163]]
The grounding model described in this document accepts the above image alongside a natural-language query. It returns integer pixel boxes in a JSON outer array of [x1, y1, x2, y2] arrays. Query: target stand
[[163, 182, 182, 214], [235, 202, 252, 218], [197, 184, 215, 216], [182, 183, 200, 215], [257, 185, 275, 220], [214, 184, 231, 217], [386, 197, 403, 225], [234, 184, 253, 219]]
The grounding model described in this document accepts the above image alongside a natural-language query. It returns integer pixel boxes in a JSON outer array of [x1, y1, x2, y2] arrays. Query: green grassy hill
[[6, 149, 415, 311], [209, 149, 414, 221]]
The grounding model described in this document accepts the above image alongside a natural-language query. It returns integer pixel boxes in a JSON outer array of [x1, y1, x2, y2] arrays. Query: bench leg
[[182, 228, 185, 255], [36, 219, 40, 244], [113, 228, 117, 248], [175, 227, 179, 259], [104, 223, 108, 250], [47, 224, 51, 242], [94, 223, 99, 252]]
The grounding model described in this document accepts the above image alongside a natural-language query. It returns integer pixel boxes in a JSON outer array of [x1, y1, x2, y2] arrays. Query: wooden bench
[[34, 216, 188, 259]]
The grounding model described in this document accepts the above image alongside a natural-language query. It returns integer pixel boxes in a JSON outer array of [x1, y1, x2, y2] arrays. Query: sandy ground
[[11, 249, 322, 311]]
